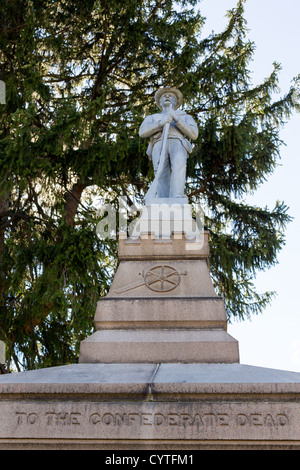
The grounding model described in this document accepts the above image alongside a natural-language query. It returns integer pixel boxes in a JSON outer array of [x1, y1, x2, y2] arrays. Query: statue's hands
[[159, 112, 173, 127]]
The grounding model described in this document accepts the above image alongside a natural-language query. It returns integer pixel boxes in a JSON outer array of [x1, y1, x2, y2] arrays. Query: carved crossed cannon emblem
[[114, 265, 187, 294]]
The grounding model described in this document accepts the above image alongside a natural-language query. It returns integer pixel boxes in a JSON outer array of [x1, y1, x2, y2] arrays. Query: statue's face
[[160, 92, 177, 110]]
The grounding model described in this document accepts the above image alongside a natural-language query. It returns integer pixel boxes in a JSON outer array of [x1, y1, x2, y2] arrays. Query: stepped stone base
[[94, 297, 227, 330], [0, 362, 300, 450], [79, 226, 238, 366], [79, 329, 239, 363]]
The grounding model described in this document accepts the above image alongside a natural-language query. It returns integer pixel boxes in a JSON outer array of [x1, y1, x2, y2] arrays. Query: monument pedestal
[[0, 363, 300, 449], [79, 228, 239, 365], [0, 201, 300, 450]]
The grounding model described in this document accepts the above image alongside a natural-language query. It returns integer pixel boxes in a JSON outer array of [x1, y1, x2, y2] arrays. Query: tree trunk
[[64, 180, 87, 226]]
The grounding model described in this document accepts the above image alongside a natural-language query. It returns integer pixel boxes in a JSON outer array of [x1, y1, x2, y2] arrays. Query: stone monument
[[139, 87, 198, 201], [0, 88, 299, 450]]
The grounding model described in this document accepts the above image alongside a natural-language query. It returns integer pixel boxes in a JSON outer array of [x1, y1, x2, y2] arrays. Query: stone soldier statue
[[139, 87, 198, 199]]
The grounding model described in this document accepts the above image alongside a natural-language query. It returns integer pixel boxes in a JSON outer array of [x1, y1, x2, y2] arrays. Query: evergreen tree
[[0, 0, 298, 370]]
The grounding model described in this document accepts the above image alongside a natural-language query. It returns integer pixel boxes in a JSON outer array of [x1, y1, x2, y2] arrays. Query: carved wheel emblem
[[114, 264, 187, 294], [144, 265, 180, 292]]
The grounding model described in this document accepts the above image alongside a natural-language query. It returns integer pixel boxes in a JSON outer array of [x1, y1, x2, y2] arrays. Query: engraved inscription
[[88, 411, 288, 428], [16, 412, 38, 425], [4, 402, 295, 442], [45, 411, 81, 426], [16, 411, 81, 426], [89, 411, 230, 427], [236, 413, 289, 427], [15, 409, 289, 429]]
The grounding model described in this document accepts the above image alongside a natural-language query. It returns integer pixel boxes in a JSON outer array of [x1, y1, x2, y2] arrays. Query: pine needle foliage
[[0, 0, 298, 370]]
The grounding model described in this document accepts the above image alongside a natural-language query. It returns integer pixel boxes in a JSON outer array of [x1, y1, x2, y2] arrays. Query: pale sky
[[199, 0, 300, 372]]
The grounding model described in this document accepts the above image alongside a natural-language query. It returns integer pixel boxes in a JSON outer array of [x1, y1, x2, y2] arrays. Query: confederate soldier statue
[[139, 87, 198, 200]]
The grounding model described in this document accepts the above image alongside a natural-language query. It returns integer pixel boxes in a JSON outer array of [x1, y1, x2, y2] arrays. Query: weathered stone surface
[[79, 329, 239, 364], [118, 230, 209, 260], [0, 400, 298, 442], [80, 227, 239, 365], [94, 297, 227, 330], [0, 363, 300, 449], [80, 222, 241, 365], [106, 259, 216, 298]]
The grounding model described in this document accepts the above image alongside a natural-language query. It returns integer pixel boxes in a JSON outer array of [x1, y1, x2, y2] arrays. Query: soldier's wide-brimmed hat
[[154, 87, 183, 110]]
